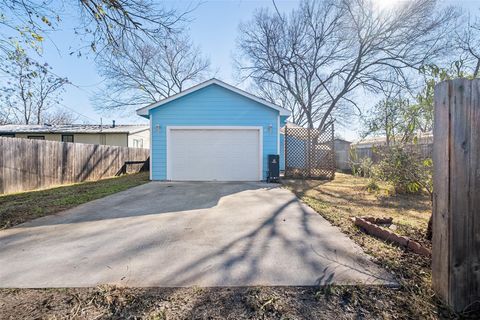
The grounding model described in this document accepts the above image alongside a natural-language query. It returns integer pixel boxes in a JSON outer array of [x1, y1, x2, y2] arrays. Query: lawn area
[[0, 172, 472, 319], [0, 172, 150, 229], [283, 173, 461, 319], [284, 172, 432, 244]]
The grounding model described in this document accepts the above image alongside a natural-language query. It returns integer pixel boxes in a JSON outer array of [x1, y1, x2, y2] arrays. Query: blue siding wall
[[149, 84, 280, 180]]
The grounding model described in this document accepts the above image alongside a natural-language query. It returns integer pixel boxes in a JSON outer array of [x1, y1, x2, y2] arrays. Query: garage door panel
[[168, 128, 261, 181]]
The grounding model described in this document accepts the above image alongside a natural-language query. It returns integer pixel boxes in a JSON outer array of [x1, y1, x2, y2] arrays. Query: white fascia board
[[136, 78, 291, 117]]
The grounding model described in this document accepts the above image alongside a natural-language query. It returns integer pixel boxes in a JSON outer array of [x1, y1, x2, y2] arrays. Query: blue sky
[[40, 1, 299, 125], [36, 0, 479, 141]]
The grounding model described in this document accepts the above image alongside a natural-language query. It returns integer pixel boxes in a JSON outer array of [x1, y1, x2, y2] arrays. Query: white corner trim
[[277, 115, 280, 155], [166, 126, 264, 181], [149, 116, 152, 180], [166, 126, 171, 180], [258, 128, 263, 181], [136, 78, 291, 117]]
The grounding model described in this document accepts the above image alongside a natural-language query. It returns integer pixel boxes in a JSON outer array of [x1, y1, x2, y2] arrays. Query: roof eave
[[135, 78, 291, 117]]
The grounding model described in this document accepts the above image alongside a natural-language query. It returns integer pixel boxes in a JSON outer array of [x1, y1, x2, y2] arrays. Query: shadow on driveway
[[0, 182, 395, 288]]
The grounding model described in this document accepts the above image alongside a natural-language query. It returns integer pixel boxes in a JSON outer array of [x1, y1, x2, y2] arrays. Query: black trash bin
[[267, 154, 280, 183]]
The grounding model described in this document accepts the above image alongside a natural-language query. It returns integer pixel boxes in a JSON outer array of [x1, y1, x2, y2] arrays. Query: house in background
[[136, 78, 291, 181], [334, 138, 351, 171], [0, 123, 150, 148]]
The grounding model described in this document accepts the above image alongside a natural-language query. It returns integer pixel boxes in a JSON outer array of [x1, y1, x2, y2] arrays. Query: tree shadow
[[0, 181, 394, 289], [3, 182, 278, 229]]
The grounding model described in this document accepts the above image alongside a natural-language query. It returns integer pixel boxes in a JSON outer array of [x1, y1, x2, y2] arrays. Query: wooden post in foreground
[[432, 79, 480, 313]]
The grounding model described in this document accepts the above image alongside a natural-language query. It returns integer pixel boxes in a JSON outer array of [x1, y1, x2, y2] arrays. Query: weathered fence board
[[432, 79, 480, 313], [351, 142, 433, 164], [0, 137, 149, 194]]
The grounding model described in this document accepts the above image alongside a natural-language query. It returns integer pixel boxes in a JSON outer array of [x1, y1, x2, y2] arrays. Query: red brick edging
[[353, 217, 431, 257]]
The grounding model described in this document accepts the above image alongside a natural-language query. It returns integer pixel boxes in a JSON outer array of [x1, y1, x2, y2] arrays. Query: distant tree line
[[236, 0, 479, 135], [1, 0, 480, 129], [0, 0, 204, 124]]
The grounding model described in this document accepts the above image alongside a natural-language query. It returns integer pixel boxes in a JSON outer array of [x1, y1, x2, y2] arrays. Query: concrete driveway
[[0, 182, 394, 288]]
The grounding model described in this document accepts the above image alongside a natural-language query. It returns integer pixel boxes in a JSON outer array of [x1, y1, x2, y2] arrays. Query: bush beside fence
[[0, 137, 149, 194]]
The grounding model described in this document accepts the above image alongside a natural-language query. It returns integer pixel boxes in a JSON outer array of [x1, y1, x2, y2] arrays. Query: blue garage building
[[137, 79, 290, 181]]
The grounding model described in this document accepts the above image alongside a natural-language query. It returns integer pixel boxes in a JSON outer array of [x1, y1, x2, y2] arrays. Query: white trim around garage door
[[166, 126, 263, 181]]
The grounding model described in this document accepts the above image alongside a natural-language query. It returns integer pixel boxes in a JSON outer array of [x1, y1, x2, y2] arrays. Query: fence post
[[432, 79, 480, 313]]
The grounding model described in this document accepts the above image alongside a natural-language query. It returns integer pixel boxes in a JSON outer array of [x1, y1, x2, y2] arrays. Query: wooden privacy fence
[[352, 142, 433, 164], [349, 142, 433, 174], [432, 79, 480, 313], [284, 124, 335, 180], [0, 137, 150, 194]]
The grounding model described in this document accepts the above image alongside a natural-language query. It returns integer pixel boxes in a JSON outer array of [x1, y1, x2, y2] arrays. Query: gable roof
[[136, 78, 291, 117]]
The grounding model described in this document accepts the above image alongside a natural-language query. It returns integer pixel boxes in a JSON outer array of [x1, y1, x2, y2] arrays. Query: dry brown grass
[[0, 173, 473, 319], [285, 173, 432, 244], [283, 173, 470, 319], [0, 285, 414, 320]]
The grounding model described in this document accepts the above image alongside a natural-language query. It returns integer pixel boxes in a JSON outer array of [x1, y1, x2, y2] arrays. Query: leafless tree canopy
[[0, 0, 188, 56], [43, 109, 78, 125], [94, 34, 211, 112], [253, 81, 304, 126], [77, 0, 191, 52], [237, 0, 457, 130], [454, 13, 480, 78], [0, 50, 70, 124], [0, 0, 191, 125]]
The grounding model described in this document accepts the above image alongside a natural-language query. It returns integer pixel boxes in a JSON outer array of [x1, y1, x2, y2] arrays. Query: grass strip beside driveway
[[0, 172, 150, 230], [282, 173, 468, 319]]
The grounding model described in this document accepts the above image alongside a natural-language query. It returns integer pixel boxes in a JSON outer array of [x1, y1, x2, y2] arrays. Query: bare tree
[[237, 0, 457, 130], [43, 109, 78, 125], [77, 0, 188, 50], [455, 12, 480, 78], [0, 50, 69, 124], [0, 104, 13, 124], [253, 80, 305, 126], [94, 33, 211, 111], [0, 0, 189, 56]]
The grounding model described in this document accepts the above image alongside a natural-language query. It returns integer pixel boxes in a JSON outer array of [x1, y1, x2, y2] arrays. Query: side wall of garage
[[149, 84, 280, 180], [279, 116, 288, 171]]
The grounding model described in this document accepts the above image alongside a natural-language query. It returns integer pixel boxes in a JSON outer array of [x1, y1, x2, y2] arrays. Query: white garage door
[[168, 127, 262, 181]]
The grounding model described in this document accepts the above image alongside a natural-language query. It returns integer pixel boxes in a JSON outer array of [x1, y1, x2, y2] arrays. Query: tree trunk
[[426, 213, 433, 240]]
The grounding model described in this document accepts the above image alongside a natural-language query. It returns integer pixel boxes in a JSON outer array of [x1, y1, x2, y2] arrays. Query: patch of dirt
[[282, 173, 477, 319], [0, 285, 422, 320]]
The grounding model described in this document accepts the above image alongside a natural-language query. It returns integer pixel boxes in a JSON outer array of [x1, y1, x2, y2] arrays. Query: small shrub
[[351, 157, 375, 178], [375, 146, 432, 195], [365, 179, 380, 193]]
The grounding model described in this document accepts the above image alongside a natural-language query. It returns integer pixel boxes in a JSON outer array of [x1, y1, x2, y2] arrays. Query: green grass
[[0, 172, 150, 229]]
